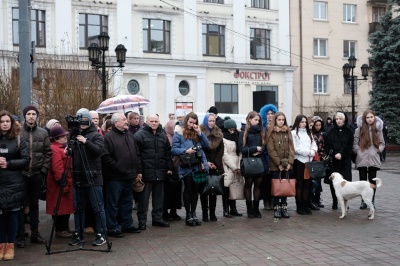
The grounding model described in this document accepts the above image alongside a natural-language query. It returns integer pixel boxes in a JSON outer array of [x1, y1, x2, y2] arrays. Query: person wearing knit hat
[[223, 117, 237, 130], [18, 105, 51, 247], [76, 108, 92, 123]]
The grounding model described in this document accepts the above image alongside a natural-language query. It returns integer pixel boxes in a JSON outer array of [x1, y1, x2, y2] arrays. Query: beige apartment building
[[0, 0, 388, 124], [290, 0, 388, 122]]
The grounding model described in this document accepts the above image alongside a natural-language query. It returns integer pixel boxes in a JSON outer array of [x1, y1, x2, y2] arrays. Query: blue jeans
[[73, 185, 106, 236], [105, 180, 134, 232]]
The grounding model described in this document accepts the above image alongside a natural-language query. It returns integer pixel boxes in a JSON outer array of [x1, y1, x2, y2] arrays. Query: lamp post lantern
[[87, 32, 127, 101], [342, 56, 369, 125]]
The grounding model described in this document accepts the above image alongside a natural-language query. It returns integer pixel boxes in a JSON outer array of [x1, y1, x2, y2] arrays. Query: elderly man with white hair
[[101, 113, 142, 237]]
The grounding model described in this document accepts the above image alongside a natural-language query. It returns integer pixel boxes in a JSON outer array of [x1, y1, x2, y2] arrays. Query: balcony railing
[[369, 22, 381, 34]]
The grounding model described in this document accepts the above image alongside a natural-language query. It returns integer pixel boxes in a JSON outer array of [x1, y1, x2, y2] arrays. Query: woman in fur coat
[[199, 113, 224, 222]]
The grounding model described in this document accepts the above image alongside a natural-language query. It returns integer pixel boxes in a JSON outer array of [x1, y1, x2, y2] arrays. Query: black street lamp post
[[342, 56, 369, 125], [88, 32, 127, 101]]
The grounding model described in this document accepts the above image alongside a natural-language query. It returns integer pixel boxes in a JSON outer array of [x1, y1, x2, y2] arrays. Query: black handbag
[[203, 174, 224, 196], [179, 153, 201, 168], [305, 161, 326, 180], [240, 150, 264, 176]]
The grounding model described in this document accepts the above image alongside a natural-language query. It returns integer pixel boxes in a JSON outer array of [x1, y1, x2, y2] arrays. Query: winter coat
[[171, 126, 210, 179], [21, 122, 52, 177], [128, 124, 141, 135], [325, 114, 354, 180], [312, 130, 327, 160], [222, 130, 242, 187], [259, 104, 278, 133], [102, 126, 141, 181], [134, 124, 173, 182], [46, 142, 74, 215], [238, 124, 267, 173], [200, 124, 224, 175], [292, 128, 318, 163], [0, 134, 30, 212], [164, 120, 175, 145], [353, 115, 385, 169], [71, 123, 104, 187], [267, 125, 294, 172]]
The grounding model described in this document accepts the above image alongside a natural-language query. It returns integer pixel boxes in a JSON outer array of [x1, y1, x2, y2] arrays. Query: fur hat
[[208, 106, 218, 114], [23, 105, 39, 118], [224, 117, 236, 129], [76, 108, 92, 122], [46, 119, 60, 129], [50, 126, 69, 139]]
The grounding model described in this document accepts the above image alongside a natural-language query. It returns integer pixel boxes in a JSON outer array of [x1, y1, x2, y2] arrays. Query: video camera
[[192, 145, 203, 158], [65, 114, 90, 140]]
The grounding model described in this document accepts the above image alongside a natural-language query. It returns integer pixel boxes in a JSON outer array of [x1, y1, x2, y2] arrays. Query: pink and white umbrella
[[96, 95, 150, 114]]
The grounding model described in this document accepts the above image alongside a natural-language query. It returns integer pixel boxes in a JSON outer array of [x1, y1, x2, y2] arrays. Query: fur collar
[[273, 125, 289, 133], [200, 124, 223, 150]]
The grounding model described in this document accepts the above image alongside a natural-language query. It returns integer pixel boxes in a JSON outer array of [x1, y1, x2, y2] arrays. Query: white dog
[[329, 172, 382, 220]]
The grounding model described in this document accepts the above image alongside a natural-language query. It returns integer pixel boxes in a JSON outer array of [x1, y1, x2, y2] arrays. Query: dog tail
[[372, 178, 382, 188]]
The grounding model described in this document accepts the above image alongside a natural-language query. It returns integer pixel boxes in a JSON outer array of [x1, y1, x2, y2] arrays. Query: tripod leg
[[46, 183, 66, 254]]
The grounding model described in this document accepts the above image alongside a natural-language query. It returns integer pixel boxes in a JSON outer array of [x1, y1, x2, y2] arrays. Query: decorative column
[[165, 74, 176, 121], [196, 75, 206, 112], [148, 73, 158, 114]]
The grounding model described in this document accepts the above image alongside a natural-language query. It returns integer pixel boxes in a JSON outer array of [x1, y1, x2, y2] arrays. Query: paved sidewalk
[[9, 155, 400, 265]]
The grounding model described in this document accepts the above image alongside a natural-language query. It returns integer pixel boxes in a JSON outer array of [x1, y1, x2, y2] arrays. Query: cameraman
[[69, 108, 107, 246]]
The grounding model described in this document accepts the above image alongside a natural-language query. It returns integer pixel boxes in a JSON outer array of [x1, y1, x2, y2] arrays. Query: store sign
[[176, 102, 193, 113], [234, 71, 271, 80]]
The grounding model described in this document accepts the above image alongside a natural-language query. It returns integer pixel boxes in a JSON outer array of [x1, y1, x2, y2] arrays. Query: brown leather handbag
[[271, 171, 296, 197]]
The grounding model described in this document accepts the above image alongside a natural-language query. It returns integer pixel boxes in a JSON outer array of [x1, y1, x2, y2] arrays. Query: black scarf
[[223, 129, 240, 156]]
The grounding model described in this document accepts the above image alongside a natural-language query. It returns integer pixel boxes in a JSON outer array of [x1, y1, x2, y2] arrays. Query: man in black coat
[[134, 114, 173, 230], [69, 108, 107, 246], [102, 113, 142, 237]]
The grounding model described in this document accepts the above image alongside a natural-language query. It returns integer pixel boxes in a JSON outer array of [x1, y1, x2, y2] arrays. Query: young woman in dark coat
[[325, 112, 354, 210], [0, 111, 30, 260], [239, 111, 266, 218]]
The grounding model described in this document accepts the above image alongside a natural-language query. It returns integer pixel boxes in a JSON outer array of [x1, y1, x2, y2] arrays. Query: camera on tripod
[[192, 145, 202, 158], [65, 114, 90, 140]]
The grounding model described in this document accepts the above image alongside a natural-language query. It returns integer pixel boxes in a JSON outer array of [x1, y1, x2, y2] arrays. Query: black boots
[[246, 201, 254, 218], [192, 212, 201, 226], [253, 200, 261, 218], [186, 212, 195, 226], [315, 193, 324, 208], [281, 203, 290, 218], [30, 230, 47, 244], [209, 196, 217, 221], [296, 200, 307, 215], [360, 199, 367, 209], [200, 195, 209, 222], [222, 191, 231, 218], [273, 204, 281, 219], [229, 200, 242, 216]]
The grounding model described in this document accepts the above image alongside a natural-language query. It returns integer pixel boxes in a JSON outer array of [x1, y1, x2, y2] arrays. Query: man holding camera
[[17, 105, 52, 247], [69, 108, 107, 246], [134, 114, 173, 229], [102, 113, 142, 237]]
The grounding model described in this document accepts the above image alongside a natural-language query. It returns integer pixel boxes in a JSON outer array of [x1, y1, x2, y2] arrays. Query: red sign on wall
[[234, 71, 271, 80]]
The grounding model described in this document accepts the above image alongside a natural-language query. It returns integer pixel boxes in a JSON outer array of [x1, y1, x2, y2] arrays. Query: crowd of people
[[0, 104, 387, 260]]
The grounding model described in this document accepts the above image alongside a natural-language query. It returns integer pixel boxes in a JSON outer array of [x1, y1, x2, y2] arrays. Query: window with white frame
[[250, 28, 270, 60], [251, 0, 269, 9], [344, 77, 358, 94], [79, 14, 108, 49], [13, 8, 46, 47], [313, 1, 327, 20], [343, 40, 356, 58], [372, 7, 385, 23], [314, 75, 328, 94], [202, 24, 225, 56], [313, 39, 327, 57], [343, 4, 356, 22], [143, 19, 171, 53], [214, 84, 238, 113]]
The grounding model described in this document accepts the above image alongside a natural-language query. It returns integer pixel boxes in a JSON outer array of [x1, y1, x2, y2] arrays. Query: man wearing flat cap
[[17, 105, 52, 247]]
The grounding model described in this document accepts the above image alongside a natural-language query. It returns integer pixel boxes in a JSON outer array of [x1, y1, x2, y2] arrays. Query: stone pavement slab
[[7, 155, 400, 265]]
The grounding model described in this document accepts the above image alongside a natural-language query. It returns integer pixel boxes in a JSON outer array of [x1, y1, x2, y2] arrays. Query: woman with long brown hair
[[171, 112, 210, 226], [0, 111, 30, 260], [353, 110, 385, 209], [239, 111, 266, 218]]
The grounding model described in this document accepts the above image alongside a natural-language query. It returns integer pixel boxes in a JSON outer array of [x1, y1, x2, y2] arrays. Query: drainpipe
[[299, 0, 303, 114]]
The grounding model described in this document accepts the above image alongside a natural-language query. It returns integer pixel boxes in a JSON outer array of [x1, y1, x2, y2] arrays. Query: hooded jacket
[[267, 125, 295, 171], [134, 124, 173, 182], [325, 113, 354, 180], [259, 104, 278, 133], [353, 115, 385, 169]]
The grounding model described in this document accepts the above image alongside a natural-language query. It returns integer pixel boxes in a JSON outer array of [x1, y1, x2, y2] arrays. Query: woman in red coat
[[46, 127, 74, 238]]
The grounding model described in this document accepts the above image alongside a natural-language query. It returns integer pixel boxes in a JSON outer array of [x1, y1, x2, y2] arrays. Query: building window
[[143, 19, 171, 53], [79, 14, 108, 48], [202, 24, 225, 56], [344, 77, 357, 94], [313, 39, 327, 57], [214, 84, 238, 113], [313, 1, 327, 20], [314, 75, 328, 94], [343, 40, 356, 58], [343, 4, 356, 22], [204, 0, 224, 3], [179, 81, 190, 96], [372, 7, 385, 23], [251, 0, 269, 9], [256, 86, 278, 106], [13, 8, 46, 47], [250, 29, 270, 60]]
